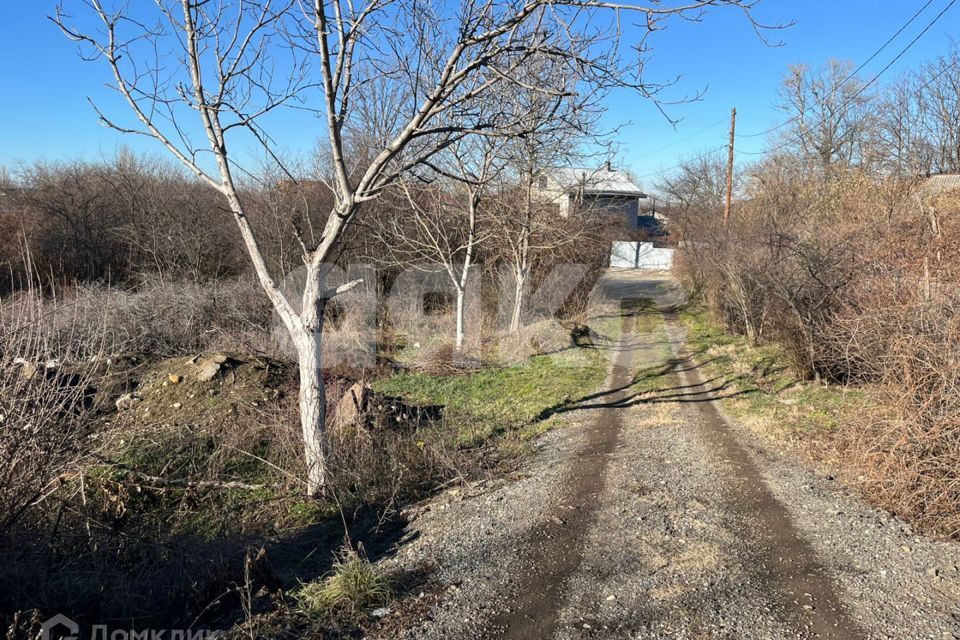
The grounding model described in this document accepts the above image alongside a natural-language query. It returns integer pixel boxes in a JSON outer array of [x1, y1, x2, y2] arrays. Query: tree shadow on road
[[534, 352, 754, 422]]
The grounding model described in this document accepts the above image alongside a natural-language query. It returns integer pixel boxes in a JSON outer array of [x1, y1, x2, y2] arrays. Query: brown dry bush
[[675, 163, 895, 380], [0, 289, 103, 537], [5, 156, 246, 291], [1, 154, 345, 295], [0, 284, 122, 622], [677, 159, 960, 537], [826, 193, 960, 537], [0, 275, 276, 360], [833, 276, 960, 537]]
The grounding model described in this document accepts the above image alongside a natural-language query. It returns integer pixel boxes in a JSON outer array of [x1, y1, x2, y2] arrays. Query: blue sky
[[1, 1, 958, 188]]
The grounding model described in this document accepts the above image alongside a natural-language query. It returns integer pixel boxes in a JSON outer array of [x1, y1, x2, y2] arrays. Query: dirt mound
[[108, 352, 294, 428], [98, 352, 437, 433]]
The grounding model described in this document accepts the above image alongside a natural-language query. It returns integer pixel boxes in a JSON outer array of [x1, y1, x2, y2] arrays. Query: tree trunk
[[296, 327, 327, 496], [455, 286, 466, 351], [296, 259, 334, 498], [509, 270, 526, 334], [455, 184, 480, 352]]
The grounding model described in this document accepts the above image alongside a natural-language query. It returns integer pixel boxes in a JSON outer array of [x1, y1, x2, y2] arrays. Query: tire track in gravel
[[659, 307, 866, 640], [396, 272, 960, 639], [487, 297, 644, 639], [492, 275, 866, 639]]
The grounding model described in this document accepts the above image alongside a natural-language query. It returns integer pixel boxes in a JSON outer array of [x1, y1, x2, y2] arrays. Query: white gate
[[610, 242, 674, 270]]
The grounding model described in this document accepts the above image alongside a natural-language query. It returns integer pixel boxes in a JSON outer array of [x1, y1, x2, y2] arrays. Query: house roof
[[547, 167, 646, 198], [918, 173, 960, 197]]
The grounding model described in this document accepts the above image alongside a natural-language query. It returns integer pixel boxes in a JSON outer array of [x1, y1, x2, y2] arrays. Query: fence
[[610, 241, 674, 270]]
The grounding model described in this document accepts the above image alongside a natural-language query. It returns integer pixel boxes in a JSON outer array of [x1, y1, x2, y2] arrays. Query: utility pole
[[724, 107, 736, 225]]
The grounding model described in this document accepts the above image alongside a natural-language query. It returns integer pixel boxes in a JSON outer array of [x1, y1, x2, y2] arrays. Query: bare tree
[[56, 0, 770, 495], [15, 161, 125, 282], [916, 46, 960, 174], [657, 149, 729, 215], [490, 54, 602, 334], [373, 138, 499, 352], [776, 60, 874, 172], [872, 72, 930, 177], [496, 145, 590, 334]]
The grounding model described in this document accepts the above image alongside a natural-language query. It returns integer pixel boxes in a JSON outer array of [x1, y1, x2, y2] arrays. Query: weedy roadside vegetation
[[676, 304, 866, 459], [669, 64, 960, 537], [294, 547, 392, 619], [0, 210, 620, 633]]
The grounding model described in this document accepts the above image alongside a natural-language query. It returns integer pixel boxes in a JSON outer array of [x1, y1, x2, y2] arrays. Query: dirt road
[[390, 271, 960, 640]]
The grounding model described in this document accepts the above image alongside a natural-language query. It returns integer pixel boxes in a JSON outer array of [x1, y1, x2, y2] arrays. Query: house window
[[538, 175, 548, 189]]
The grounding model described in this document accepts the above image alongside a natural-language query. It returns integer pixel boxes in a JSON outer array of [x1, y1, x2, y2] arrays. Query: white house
[[534, 164, 648, 229]]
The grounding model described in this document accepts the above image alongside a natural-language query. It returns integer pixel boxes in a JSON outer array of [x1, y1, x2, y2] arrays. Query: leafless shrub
[[675, 131, 960, 535], [0, 274, 276, 360], [4, 155, 246, 291], [817, 193, 960, 537], [0, 288, 104, 536], [674, 160, 895, 379], [831, 277, 960, 537]]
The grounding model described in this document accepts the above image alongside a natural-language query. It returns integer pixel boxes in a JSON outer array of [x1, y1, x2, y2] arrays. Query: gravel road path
[[387, 271, 960, 640]]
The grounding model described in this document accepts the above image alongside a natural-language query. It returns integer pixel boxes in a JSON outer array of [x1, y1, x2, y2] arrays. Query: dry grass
[[0, 283, 105, 536], [294, 547, 391, 618], [673, 163, 960, 539], [0, 275, 275, 359]]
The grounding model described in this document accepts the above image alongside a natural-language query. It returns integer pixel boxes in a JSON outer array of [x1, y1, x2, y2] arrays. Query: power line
[[643, 116, 728, 155], [738, 0, 943, 140], [644, 0, 957, 172], [739, 56, 960, 158], [738, 0, 958, 157], [636, 144, 727, 181], [853, 0, 957, 97], [854, 0, 938, 76]]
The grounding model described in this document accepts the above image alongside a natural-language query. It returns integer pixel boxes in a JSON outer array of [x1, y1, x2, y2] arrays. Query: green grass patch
[[374, 343, 607, 449], [630, 305, 663, 334], [295, 548, 391, 618], [631, 361, 680, 394], [677, 304, 741, 355], [626, 305, 681, 395], [677, 303, 864, 445]]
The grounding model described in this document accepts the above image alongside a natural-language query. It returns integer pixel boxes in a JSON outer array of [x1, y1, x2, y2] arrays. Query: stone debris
[[333, 381, 373, 430], [116, 392, 142, 411], [195, 359, 222, 382]]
